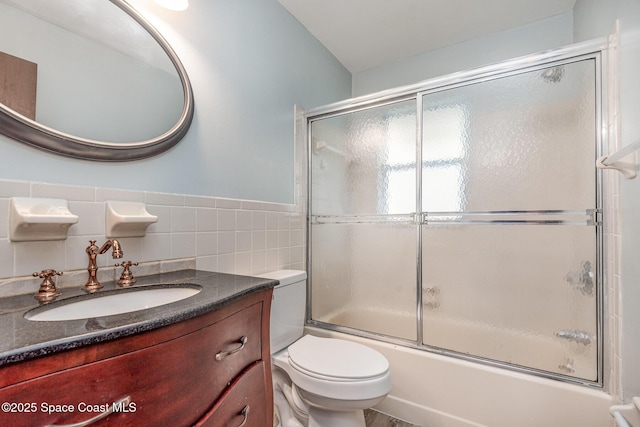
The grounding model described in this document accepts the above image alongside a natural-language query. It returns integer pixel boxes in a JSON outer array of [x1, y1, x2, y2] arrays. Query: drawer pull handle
[[44, 396, 131, 427], [237, 405, 250, 427], [216, 336, 248, 361]]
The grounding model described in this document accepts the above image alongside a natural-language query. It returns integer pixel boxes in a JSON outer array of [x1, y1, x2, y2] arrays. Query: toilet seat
[[275, 335, 392, 401], [288, 335, 389, 381]]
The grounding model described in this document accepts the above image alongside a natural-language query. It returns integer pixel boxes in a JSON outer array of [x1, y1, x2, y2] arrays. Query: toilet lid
[[288, 335, 389, 380]]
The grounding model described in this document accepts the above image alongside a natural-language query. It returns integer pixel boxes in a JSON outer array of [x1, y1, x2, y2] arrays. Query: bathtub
[[322, 306, 597, 380], [306, 315, 613, 427]]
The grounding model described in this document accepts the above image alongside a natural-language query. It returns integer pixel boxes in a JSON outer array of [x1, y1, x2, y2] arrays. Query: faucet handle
[[32, 269, 63, 303], [33, 269, 63, 279], [115, 261, 139, 287]]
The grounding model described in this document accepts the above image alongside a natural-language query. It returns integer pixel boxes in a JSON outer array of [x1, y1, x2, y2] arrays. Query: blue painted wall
[[0, 0, 351, 204]]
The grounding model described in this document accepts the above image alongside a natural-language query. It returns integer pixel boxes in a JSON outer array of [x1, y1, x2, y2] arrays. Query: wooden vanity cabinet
[[195, 361, 270, 427], [0, 288, 273, 427]]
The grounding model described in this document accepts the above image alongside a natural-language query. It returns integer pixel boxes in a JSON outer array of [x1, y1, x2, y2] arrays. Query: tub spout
[[555, 329, 592, 346]]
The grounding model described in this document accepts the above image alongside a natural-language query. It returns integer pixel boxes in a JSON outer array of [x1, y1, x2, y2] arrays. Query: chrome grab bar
[[422, 209, 598, 226], [310, 210, 599, 226]]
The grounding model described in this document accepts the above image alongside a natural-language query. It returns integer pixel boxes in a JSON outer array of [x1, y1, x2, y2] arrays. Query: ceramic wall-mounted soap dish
[[105, 201, 158, 238], [9, 197, 79, 242]]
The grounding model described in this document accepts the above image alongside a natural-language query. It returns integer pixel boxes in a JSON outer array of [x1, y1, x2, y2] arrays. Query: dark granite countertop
[[0, 270, 277, 367]]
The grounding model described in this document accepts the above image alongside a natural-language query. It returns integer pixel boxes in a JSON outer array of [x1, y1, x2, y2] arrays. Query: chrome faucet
[[84, 239, 123, 292]]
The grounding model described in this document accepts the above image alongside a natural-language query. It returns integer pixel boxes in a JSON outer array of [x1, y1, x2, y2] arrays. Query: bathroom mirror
[[0, 0, 194, 161]]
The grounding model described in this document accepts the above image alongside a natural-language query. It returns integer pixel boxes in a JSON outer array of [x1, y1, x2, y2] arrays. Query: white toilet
[[256, 270, 391, 427]]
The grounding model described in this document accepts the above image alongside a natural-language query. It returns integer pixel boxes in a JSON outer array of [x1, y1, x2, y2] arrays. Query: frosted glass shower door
[[420, 59, 599, 380], [310, 100, 418, 341]]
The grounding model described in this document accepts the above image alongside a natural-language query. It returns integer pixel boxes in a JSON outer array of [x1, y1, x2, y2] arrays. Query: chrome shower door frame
[[305, 38, 609, 388]]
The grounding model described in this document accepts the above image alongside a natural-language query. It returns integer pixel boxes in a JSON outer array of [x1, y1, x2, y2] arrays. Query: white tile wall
[[0, 178, 307, 297], [604, 24, 622, 401], [0, 105, 309, 298]]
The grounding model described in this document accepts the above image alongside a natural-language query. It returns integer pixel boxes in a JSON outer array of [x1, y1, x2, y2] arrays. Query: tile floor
[[364, 409, 420, 427]]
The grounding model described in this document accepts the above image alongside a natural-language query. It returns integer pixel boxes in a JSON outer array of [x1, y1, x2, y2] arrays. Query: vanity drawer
[[200, 300, 264, 398], [0, 301, 264, 427], [195, 361, 269, 427]]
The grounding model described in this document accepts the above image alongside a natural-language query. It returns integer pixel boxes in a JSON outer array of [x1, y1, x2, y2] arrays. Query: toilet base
[[271, 345, 390, 427], [308, 406, 365, 427]]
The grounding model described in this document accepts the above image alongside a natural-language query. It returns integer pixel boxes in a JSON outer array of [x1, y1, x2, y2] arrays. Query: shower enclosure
[[307, 47, 604, 385]]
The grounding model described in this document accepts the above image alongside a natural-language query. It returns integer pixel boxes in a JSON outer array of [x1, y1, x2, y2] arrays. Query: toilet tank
[[255, 270, 307, 353]]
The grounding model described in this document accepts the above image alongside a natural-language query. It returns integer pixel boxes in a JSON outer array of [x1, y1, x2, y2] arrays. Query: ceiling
[[278, 0, 576, 73]]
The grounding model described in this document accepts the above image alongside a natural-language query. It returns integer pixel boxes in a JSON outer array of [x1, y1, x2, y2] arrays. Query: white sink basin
[[25, 286, 201, 322]]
